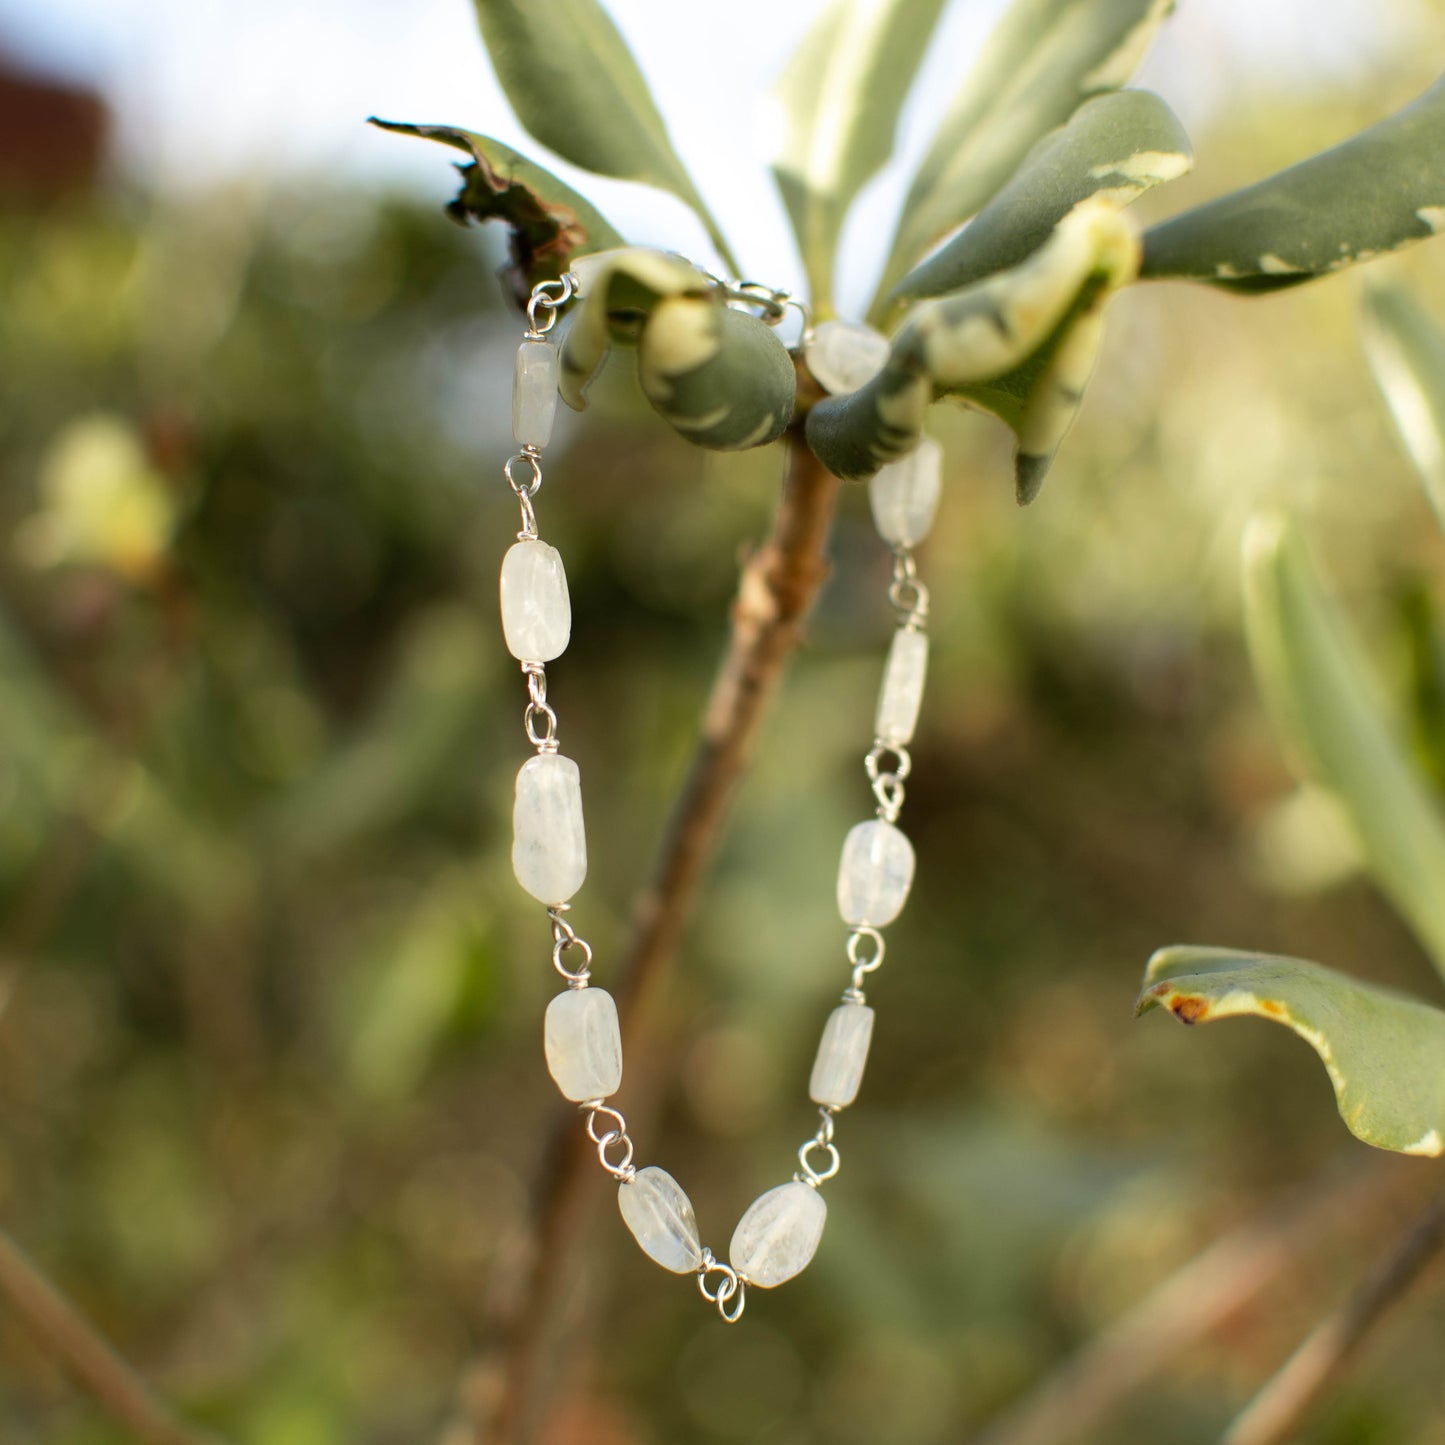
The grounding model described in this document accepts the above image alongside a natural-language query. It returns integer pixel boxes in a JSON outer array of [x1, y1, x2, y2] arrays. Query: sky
[[0, 0, 1426, 316]]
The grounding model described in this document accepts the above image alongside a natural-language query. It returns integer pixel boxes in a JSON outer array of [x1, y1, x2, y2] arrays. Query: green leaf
[[472, 0, 739, 273], [1362, 282, 1445, 523], [1243, 514, 1445, 981], [369, 120, 624, 303], [1137, 946, 1445, 1157], [638, 301, 796, 449], [871, 0, 1173, 314], [1140, 76, 1445, 291], [559, 247, 714, 409], [888, 89, 1191, 308], [560, 247, 796, 450], [769, 0, 949, 317], [809, 198, 1137, 497]]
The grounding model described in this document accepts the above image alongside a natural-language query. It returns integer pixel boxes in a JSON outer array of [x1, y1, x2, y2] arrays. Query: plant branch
[[969, 1161, 1402, 1445], [472, 405, 842, 1445], [1222, 1179, 1445, 1445], [0, 1226, 222, 1445]]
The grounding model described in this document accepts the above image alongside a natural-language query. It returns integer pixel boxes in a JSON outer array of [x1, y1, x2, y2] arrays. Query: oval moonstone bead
[[804, 320, 890, 395], [512, 338, 560, 448], [512, 753, 587, 904], [544, 987, 622, 1101], [500, 540, 571, 662], [875, 627, 928, 748], [837, 819, 915, 927], [868, 435, 943, 546], [618, 1166, 704, 1273], [809, 1002, 876, 1109], [730, 1180, 827, 1288]]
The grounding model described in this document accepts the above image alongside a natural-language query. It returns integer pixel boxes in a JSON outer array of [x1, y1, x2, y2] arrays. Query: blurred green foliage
[[4, 66, 1445, 1445]]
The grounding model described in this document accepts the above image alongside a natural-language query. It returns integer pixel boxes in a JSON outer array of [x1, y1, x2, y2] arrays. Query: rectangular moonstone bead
[[544, 987, 622, 1101], [512, 753, 587, 904], [618, 1166, 703, 1273], [809, 1002, 875, 1108], [875, 627, 928, 747], [512, 339, 560, 448], [500, 540, 571, 662], [729, 1180, 827, 1288], [869, 435, 942, 546], [837, 819, 915, 927]]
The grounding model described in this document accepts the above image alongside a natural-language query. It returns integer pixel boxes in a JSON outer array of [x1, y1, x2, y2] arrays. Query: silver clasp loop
[[697, 1249, 746, 1323], [525, 275, 575, 337]]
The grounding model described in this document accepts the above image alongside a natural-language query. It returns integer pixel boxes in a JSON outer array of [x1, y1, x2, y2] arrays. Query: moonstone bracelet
[[497, 279, 939, 1321]]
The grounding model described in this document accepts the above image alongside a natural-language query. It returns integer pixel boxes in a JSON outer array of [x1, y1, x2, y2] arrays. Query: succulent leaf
[[472, 0, 739, 272], [770, 0, 949, 315], [811, 198, 1138, 498], [1141, 76, 1445, 290], [872, 0, 1173, 311], [1138, 947, 1445, 1157]]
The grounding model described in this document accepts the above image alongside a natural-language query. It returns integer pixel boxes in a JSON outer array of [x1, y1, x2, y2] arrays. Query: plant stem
[[1222, 1180, 1445, 1445], [475, 416, 842, 1445], [969, 1161, 1402, 1445], [0, 1227, 222, 1445]]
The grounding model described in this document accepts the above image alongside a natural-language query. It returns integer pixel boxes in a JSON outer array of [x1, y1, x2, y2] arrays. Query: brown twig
[[0, 1226, 222, 1445], [473, 410, 843, 1445], [1222, 1179, 1445, 1445], [968, 1161, 1404, 1445]]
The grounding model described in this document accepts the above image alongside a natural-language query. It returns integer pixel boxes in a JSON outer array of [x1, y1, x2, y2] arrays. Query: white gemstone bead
[[729, 1180, 827, 1288], [837, 819, 915, 927], [512, 339, 560, 448], [875, 627, 928, 747], [809, 1002, 876, 1109], [512, 753, 587, 904], [499, 540, 571, 662], [618, 1166, 703, 1273], [869, 436, 943, 546], [543, 987, 622, 1101], [805, 320, 890, 395]]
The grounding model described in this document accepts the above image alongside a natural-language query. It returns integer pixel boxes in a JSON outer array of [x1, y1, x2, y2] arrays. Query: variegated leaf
[[888, 89, 1191, 309], [1244, 515, 1445, 981], [369, 121, 624, 303], [1362, 282, 1445, 524], [638, 301, 796, 449], [871, 0, 1173, 313], [810, 198, 1137, 499], [770, 0, 949, 316], [560, 248, 796, 450], [559, 248, 714, 409], [473, 0, 739, 273], [1138, 947, 1445, 1157], [1141, 76, 1445, 290]]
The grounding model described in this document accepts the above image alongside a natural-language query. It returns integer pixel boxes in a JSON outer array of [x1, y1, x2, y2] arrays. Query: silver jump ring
[[846, 927, 886, 972], [525, 699, 559, 751], [595, 1129, 635, 1179], [697, 1251, 745, 1321], [866, 743, 912, 784], [526, 276, 574, 334], [584, 1102, 626, 1147], [505, 452, 542, 496], [552, 933, 593, 985], [888, 576, 930, 621], [797, 1138, 841, 1186]]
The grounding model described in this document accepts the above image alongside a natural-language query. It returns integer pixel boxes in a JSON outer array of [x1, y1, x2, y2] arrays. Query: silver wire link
[[698, 1249, 746, 1323], [525, 274, 575, 337], [583, 1102, 636, 1180], [505, 450, 543, 539], [522, 663, 560, 752], [888, 547, 930, 627], [865, 741, 912, 823], [549, 908, 594, 987], [796, 1106, 842, 1187], [843, 926, 886, 1001]]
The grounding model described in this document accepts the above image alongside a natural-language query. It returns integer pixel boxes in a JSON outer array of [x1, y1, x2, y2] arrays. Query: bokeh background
[[5, 2, 1445, 1443]]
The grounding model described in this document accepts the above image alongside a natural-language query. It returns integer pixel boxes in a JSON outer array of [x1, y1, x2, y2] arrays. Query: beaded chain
[[497, 272, 940, 1322]]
